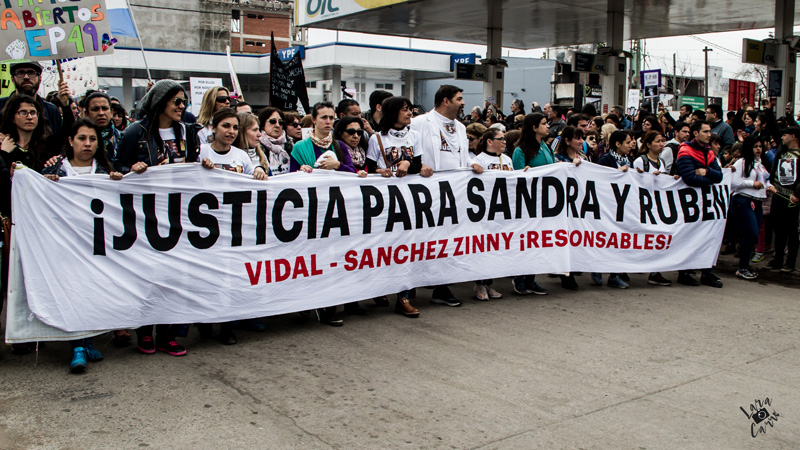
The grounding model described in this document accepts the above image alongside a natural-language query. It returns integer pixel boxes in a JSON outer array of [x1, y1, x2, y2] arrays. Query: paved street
[[1, 262, 798, 449]]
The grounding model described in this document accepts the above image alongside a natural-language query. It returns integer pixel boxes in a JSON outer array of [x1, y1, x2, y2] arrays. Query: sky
[[308, 27, 800, 84]]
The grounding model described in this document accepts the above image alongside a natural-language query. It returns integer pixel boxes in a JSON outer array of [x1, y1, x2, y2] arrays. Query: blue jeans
[[732, 195, 763, 269]]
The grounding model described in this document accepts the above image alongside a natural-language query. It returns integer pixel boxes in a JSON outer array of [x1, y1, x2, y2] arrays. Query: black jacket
[[116, 117, 202, 173]]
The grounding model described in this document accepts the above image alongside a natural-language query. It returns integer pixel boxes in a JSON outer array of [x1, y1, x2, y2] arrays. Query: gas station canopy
[[298, 0, 799, 49]]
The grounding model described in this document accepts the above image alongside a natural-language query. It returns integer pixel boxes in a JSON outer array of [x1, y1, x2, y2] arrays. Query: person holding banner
[[199, 109, 268, 179], [196, 87, 231, 145], [634, 130, 676, 287], [116, 80, 202, 174], [510, 113, 554, 296], [257, 107, 293, 176], [674, 121, 724, 288], [40, 118, 123, 372], [334, 116, 368, 174], [290, 102, 356, 174], [593, 131, 634, 289]]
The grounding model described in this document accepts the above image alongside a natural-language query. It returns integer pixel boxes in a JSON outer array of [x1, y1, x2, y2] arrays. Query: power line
[[689, 36, 742, 58]]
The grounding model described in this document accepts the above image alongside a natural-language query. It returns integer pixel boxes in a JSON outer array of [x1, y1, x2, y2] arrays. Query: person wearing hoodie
[[674, 120, 724, 288]]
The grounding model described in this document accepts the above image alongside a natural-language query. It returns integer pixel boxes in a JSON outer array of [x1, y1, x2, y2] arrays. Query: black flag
[[269, 33, 310, 112]]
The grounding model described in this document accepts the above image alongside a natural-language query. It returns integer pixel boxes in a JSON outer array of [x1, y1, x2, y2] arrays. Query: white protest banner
[[190, 77, 223, 116], [1, 0, 114, 61], [11, 164, 731, 333]]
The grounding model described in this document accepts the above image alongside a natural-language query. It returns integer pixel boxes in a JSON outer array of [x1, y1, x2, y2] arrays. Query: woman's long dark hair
[[64, 118, 113, 173], [334, 116, 363, 144], [517, 113, 546, 161], [146, 89, 185, 156], [740, 135, 763, 177], [0, 94, 49, 165], [378, 96, 412, 134], [554, 126, 583, 156]]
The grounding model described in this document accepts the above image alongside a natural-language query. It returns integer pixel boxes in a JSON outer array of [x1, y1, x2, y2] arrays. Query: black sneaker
[[700, 273, 723, 288], [647, 273, 672, 286], [676, 273, 700, 286], [137, 335, 156, 354], [317, 308, 344, 326], [155, 340, 187, 356], [560, 275, 579, 290], [781, 265, 796, 273], [431, 287, 462, 307], [735, 268, 758, 280]]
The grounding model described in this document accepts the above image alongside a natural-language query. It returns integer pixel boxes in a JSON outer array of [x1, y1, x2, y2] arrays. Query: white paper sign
[[189, 77, 223, 116]]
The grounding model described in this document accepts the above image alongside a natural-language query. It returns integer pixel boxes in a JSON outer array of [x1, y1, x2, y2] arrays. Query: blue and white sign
[[277, 46, 305, 62], [451, 53, 476, 71]]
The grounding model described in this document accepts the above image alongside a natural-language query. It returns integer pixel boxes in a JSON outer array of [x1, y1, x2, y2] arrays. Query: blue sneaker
[[84, 344, 104, 362], [70, 347, 87, 374], [607, 276, 629, 289], [591, 273, 603, 286]]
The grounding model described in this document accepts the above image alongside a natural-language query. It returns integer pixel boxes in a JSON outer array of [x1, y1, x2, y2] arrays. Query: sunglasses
[[215, 95, 230, 103], [286, 122, 301, 127], [171, 97, 186, 107], [468, 136, 477, 142], [489, 137, 506, 142], [267, 118, 285, 126], [343, 128, 361, 135]]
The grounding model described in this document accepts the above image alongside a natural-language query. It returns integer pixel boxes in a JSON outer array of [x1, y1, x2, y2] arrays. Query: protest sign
[[190, 77, 223, 116], [269, 34, 309, 112], [1, 0, 114, 61], [11, 164, 730, 333]]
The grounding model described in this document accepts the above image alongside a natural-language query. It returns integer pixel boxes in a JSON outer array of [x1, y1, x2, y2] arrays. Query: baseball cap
[[781, 126, 800, 140]]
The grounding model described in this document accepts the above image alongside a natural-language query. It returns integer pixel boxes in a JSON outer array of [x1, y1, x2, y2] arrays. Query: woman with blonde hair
[[196, 86, 230, 144], [596, 122, 618, 160], [235, 111, 269, 173]]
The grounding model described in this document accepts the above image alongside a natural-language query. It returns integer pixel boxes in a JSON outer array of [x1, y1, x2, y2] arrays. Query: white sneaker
[[475, 284, 489, 301], [486, 286, 502, 299]]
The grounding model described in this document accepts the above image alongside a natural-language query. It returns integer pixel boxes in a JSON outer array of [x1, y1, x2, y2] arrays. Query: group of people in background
[[0, 59, 798, 374]]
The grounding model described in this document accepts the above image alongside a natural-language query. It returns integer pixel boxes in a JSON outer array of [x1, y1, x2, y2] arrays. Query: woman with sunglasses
[[283, 111, 303, 145], [257, 107, 293, 175], [466, 122, 487, 159], [196, 86, 231, 144], [334, 116, 368, 174], [115, 80, 201, 357]]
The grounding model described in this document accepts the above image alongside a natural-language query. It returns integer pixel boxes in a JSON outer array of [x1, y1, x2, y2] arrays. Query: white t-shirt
[[366, 128, 422, 171], [633, 155, 666, 173], [72, 165, 93, 175], [469, 152, 514, 171], [199, 143, 255, 175], [197, 126, 213, 145], [159, 126, 187, 163]]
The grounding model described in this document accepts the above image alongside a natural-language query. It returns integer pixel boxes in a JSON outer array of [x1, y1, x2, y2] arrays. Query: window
[[375, 83, 394, 90], [247, 13, 257, 19], [355, 82, 367, 105], [306, 81, 317, 88], [231, 18, 240, 33]]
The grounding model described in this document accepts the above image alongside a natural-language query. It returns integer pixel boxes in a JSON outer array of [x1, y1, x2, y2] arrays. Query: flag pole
[[124, 0, 152, 81]]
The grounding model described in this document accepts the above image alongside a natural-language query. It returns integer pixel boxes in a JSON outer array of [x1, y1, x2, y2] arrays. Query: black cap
[[9, 61, 42, 75], [781, 126, 800, 140]]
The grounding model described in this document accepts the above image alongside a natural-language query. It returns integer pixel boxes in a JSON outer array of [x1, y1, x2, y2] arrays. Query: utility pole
[[672, 53, 677, 107], [702, 46, 712, 110]]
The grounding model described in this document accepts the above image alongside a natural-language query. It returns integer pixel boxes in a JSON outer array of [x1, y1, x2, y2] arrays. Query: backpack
[[666, 142, 681, 175]]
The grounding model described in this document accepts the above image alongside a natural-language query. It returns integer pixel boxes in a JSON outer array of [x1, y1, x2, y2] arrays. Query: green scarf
[[291, 137, 332, 167]]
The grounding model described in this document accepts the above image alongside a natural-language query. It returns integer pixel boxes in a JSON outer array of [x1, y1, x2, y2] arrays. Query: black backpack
[[666, 142, 681, 175]]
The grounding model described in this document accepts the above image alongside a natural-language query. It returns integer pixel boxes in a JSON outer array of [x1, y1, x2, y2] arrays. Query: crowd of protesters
[[0, 60, 798, 374]]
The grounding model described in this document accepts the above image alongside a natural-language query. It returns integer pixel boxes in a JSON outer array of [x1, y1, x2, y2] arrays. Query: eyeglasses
[[16, 110, 38, 118], [286, 122, 301, 128], [343, 128, 361, 135], [468, 136, 477, 142], [13, 70, 39, 78], [215, 96, 230, 103], [267, 118, 285, 127], [171, 97, 186, 107]]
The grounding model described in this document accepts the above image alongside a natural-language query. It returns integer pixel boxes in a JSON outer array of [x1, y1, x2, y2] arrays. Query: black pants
[[136, 324, 177, 343], [771, 195, 800, 269]]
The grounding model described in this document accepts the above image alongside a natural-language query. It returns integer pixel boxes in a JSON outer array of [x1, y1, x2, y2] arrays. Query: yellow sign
[[742, 39, 778, 66]]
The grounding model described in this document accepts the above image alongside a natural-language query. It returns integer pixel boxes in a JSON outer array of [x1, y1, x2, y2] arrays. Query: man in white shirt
[[411, 85, 483, 307]]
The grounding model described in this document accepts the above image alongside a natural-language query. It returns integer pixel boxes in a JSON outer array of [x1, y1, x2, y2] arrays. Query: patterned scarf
[[259, 131, 286, 155], [346, 142, 366, 168], [388, 126, 409, 139], [101, 125, 116, 156], [309, 129, 332, 149], [609, 149, 629, 167]]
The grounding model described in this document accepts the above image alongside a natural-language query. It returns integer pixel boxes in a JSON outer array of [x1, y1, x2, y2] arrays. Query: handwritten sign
[[190, 77, 223, 116], [269, 38, 309, 112], [1, 0, 114, 61]]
